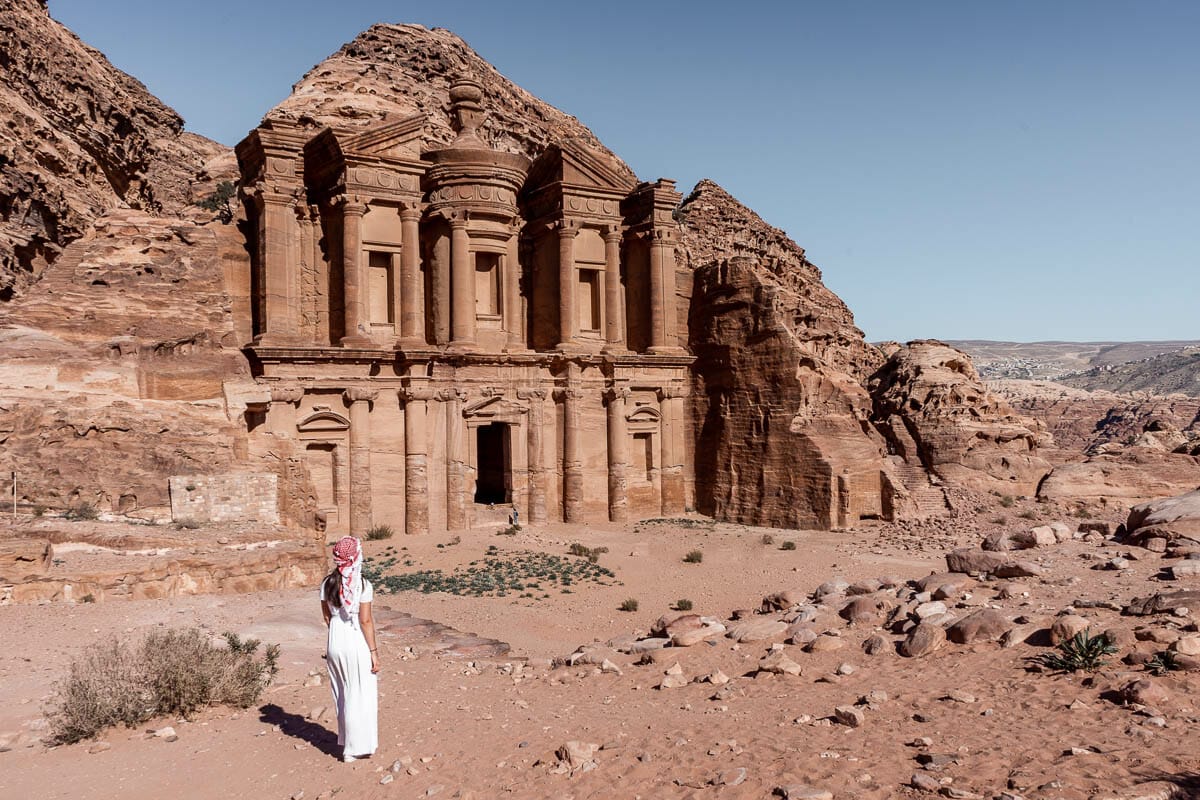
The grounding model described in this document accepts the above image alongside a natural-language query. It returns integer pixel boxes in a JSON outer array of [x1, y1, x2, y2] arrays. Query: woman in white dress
[[320, 536, 380, 762]]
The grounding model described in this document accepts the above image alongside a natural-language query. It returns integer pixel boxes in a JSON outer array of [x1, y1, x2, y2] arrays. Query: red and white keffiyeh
[[332, 536, 363, 611]]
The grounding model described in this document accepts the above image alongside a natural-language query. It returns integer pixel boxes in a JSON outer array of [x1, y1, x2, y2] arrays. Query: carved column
[[296, 204, 315, 343], [556, 387, 583, 522], [344, 387, 377, 534], [602, 226, 625, 351], [399, 204, 424, 346], [431, 226, 451, 345], [338, 196, 372, 346], [504, 218, 524, 351], [518, 388, 547, 524], [556, 220, 579, 349], [658, 385, 685, 514], [401, 382, 433, 534], [449, 215, 475, 349], [310, 206, 330, 344], [605, 385, 630, 523], [268, 383, 304, 435], [442, 388, 469, 530], [648, 229, 679, 352], [256, 187, 301, 344]]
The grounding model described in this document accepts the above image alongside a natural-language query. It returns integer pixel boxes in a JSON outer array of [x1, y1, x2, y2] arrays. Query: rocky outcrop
[[0, 0, 229, 299], [870, 341, 1052, 495], [264, 23, 633, 181], [1036, 448, 1200, 503], [992, 380, 1200, 458], [1123, 488, 1200, 548], [683, 181, 905, 529]]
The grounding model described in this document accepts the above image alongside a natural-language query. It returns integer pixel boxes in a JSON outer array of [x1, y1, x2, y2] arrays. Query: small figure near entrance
[[320, 536, 380, 762], [510, 505, 520, 527]]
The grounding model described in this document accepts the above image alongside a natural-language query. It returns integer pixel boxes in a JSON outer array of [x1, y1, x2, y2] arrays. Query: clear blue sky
[[48, 0, 1200, 344]]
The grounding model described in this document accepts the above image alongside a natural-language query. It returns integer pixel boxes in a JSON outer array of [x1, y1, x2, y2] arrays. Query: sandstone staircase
[[892, 458, 952, 518]]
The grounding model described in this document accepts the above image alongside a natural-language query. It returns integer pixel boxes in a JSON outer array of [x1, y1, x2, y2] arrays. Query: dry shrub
[[48, 628, 279, 744]]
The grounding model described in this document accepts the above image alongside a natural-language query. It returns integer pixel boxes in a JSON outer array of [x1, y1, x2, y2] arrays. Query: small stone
[[774, 785, 834, 800], [715, 767, 748, 786], [834, 705, 865, 728], [88, 741, 112, 754], [900, 623, 946, 658], [835, 662, 856, 675], [942, 690, 976, 704], [759, 651, 803, 676], [379, 774, 394, 785], [1050, 615, 1092, 645], [862, 633, 889, 655], [911, 772, 941, 791]]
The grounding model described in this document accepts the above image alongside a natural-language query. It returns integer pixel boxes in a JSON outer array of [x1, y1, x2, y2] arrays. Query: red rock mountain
[[0, 0, 227, 299]]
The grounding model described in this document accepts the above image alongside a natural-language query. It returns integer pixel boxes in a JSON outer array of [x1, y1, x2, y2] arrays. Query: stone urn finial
[[448, 77, 486, 143]]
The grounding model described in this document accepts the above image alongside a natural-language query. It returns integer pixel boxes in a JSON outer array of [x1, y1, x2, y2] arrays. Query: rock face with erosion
[[1124, 488, 1200, 548], [0, 0, 228, 299], [682, 180, 908, 529], [869, 340, 1051, 495]]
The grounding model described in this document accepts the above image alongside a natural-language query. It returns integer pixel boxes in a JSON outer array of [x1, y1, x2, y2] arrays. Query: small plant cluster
[[567, 542, 609, 563], [196, 181, 237, 223], [1039, 630, 1117, 673], [364, 547, 616, 599], [619, 598, 639, 612], [998, 495, 1016, 508], [1017, 509, 1039, 521], [673, 599, 693, 611], [760, 533, 774, 546], [48, 629, 279, 744], [779, 540, 797, 551], [682, 550, 703, 564], [1146, 651, 1180, 676], [64, 502, 100, 521], [366, 524, 394, 541], [173, 518, 202, 530]]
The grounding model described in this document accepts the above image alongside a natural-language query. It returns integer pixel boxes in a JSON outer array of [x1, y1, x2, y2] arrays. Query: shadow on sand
[[259, 703, 340, 758]]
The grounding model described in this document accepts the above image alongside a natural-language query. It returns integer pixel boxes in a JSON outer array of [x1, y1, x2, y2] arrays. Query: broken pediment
[[464, 394, 529, 420], [341, 114, 426, 159], [524, 141, 637, 198]]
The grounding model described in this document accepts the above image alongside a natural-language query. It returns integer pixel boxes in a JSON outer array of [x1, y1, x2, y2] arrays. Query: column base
[[601, 343, 632, 356], [446, 340, 480, 354], [253, 332, 305, 347], [395, 336, 429, 350], [340, 334, 376, 348], [648, 345, 688, 356]]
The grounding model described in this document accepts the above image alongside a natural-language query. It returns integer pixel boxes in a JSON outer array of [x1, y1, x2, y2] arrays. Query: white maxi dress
[[321, 576, 378, 757]]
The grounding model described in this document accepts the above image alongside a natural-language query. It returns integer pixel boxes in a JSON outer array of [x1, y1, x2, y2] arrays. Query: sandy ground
[[3, 507, 1200, 799]]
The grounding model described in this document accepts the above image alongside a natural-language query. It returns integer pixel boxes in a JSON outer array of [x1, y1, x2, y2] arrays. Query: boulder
[[762, 588, 808, 611], [1124, 590, 1200, 617], [900, 623, 946, 658], [1049, 615, 1093, 645], [758, 651, 803, 676], [1120, 678, 1169, 707], [946, 609, 1012, 645], [1125, 488, 1200, 548], [671, 622, 726, 648], [839, 593, 897, 625], [725, 618, 788, 644], [651, 613, 703, 638], [946, 548, 1010, 574]]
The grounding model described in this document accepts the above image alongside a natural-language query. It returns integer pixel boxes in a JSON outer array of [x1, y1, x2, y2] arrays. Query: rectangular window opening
[[368, 251, 394, 324], [578, 268, 601, 332], [475, 252, 501, 318]]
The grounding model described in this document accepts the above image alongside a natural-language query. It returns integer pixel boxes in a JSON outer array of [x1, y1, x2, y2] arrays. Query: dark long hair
[[323, 570, 343, 608]]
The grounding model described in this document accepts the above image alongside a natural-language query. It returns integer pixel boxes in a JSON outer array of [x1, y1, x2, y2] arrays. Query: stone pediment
[[463, 394, 529, 420], [525, 141, 637, 198], [627, 405, 661, 424], [341, 114, 426, 159], [298, 410, 350, 432]]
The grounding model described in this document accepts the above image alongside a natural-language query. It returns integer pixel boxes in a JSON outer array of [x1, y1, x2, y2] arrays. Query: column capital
[[651, 228, 676, 244], [603, 225, 624, 243], [553, 387, 583, 402], [437, 388, 468, 403], [399, 201, 423, 221], [604, 385, 631, 403], [400, 385, 436, 403], [250, 181, 301, 208], [516, 388, 547, 402], [333, 194, 368, 215], [555, 218, 582, 237], [269, 383, 305, 404], [657, 384, 689, 400], [344, 386, 379, 404], [447, 210, 470, 229]]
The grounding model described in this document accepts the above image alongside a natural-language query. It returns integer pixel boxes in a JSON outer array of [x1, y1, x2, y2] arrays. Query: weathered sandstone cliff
[[682, 180, 908, 529], [869, 341, 1052, 496], [0, 0, 228, 299]]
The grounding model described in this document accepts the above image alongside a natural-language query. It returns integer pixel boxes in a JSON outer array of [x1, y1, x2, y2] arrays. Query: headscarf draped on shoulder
[[332, 536, 364, 612]]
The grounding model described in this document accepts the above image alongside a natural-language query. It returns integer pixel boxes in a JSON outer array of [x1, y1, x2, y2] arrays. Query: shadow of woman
[[259, 703, 340, 758]]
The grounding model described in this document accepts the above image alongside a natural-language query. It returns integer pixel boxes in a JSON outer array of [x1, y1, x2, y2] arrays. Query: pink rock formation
[[682, 181, 905, 529], [0, 0, 228, 298], [869, 340, 1052, 495]]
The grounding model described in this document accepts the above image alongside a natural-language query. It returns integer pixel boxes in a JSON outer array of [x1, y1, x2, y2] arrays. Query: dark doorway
[[474, 423, 510, 504]]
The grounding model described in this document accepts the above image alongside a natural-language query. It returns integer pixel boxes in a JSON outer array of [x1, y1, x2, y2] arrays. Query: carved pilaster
[[344, 385, 377, 534], [602, 225, 625, 351], [441, 387, 470, 530], [448, 212, 475, 349], [400, 382, 434, 534], [518, 388, 548, 524], [605, 385, 631, 523], [556, 219, 581, 349], [554, 386, 584, 523], [336, 194, 372, 347], [398, 202, 424, 346]]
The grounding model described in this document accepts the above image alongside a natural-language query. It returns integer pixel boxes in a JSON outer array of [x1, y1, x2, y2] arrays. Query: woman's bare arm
[[321, 599, 331, 626], [358, 602, 380, 673]]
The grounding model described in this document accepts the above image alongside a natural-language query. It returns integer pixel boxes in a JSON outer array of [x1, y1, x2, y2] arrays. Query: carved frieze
[[343, 387, 379, 404]]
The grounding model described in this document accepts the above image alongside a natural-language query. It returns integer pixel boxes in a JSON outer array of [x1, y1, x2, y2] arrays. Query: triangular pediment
[[464, 394, 529, 419], [525, 141, 637, 196], [342, 114, 426, 159]]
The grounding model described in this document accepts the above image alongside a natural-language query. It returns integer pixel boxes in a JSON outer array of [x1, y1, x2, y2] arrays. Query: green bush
[[779, 540, 797, 551], [366, 524, 394, 541], [1039, 630, 1117, 673], [619, 598, 639, 612], [48, 628, 278, 744], [683, 550, 703, 564], [196, 181, 237, 223], [568, 542, 609, 563], [674, 599, 693, 611], [999, 495, 1015, 508]]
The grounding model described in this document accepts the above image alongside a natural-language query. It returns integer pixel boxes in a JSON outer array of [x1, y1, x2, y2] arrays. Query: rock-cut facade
[[235, 80, 693, 536]]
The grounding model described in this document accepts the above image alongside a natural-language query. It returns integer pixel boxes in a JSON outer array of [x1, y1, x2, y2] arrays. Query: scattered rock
[[900, 623, 946, 658], [946, 609, 1012, 644], [1050, 614, 1093, 645], [758, 651, 803, 676], [834, 705, 865, 727]]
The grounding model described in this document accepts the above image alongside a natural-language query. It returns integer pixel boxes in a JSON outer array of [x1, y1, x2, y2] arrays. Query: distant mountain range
[[948, 340, 1200, 396]]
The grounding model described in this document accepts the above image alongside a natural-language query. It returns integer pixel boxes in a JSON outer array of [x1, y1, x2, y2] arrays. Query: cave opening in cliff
[[474, 422, 511, 504]]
